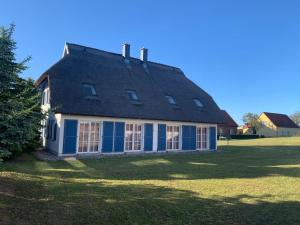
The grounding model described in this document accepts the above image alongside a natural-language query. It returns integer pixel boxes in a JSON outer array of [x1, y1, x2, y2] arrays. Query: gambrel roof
[[36, 43, 225, 124]]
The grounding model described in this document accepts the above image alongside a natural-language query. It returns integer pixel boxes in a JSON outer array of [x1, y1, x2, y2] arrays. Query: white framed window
[[125, 123, 142, 151], [197, 127, 208, 150], [78, 121, 100, 153], [42, 88, 50, 105], [167, 125, 180, 150]]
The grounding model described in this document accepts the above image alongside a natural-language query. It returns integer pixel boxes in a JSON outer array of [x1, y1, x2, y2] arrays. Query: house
[[237, 124, 254, 135], [36, 43, 225, 156], [258, 112, 300, 137], [218, 110, 238, 138]]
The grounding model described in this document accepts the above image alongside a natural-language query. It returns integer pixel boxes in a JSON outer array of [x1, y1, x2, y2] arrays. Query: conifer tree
[[0, 24, 44, 161]]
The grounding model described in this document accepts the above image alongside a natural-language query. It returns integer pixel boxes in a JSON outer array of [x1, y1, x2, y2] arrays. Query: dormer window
[[165, 95, 176, 105], [83, 83, 97, 96], [127, 90, 139, 101], [194, 98, 204, 107]]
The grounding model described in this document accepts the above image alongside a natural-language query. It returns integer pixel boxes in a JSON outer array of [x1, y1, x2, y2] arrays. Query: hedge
[[230, 134, 261, 139]]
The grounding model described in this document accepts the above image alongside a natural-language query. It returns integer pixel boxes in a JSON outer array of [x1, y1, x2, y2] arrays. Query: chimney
[[140, 48, 148, 62], [122, 43, 130, 58]]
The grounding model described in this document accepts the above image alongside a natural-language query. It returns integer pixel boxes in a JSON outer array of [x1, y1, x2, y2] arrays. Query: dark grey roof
[[219, 110, 238, 127], [37, 43, 225, 124], [263, 112, 299, 128]]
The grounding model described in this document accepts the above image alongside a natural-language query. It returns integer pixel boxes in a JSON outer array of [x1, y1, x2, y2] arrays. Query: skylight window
[[83, 83, 97, 96], [127, 90, 139, 101], [165, 95, 176, 105], [194, 98, 204, 107]]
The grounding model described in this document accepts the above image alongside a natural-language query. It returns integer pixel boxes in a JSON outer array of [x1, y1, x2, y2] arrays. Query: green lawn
[[1, 137, 300, 225]]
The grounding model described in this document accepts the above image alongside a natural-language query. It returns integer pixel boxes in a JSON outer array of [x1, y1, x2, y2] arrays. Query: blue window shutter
[[209, 127, 217, 150], [63, 120, 78, 154], [190, 126, 196, 150], [182, 126, 196, 150], [102, 121, 114, 153], [144, 123, 153, 151], [46, 120, 50, 139], [48, 119, 52, 139], [182, 125, 190, 150], [114, 122, 125, 152], [158, 124, 166, 151], [53, 123, 57, 141]]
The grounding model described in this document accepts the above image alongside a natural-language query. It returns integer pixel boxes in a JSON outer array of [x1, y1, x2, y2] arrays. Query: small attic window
[[83, 83, 97, 96], [194, 98, 204, 107], [127, 90, 139, 101], [165, 95, 176, 105]]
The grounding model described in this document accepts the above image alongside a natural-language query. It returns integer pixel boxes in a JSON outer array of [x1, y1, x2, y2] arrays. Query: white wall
[[56, 114, 217, 156], [46, 114, 62, 154]]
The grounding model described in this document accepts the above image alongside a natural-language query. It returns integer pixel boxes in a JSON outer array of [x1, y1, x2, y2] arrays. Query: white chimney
[[140, 47, 148, 62], [122, 43, 130, 58]]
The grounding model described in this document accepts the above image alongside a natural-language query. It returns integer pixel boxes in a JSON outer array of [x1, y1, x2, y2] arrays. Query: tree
[[290, 112, 300, 126], [242, 113, 263, 134], [0, 24, 44, 161]]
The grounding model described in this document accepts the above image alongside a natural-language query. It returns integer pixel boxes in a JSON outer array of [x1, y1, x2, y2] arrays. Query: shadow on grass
[[0, 175, 299, 225], [2, 145, 300, 181]]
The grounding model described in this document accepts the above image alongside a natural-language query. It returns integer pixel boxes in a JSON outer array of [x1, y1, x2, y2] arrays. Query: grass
[[0, 137, 300, 225]]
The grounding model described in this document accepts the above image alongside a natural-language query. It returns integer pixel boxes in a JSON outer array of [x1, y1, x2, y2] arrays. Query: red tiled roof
[[263, 112, 299, 128], [220, 110, 238, 127]]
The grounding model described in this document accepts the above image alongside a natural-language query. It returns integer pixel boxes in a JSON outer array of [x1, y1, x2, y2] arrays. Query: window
[[78, 121, 100, 153], [165, 95, 176, 105], [196, 127, 208, 150], [194, 98, 204, 107], [83, 83, 97, 96], [125, 123, 142, 151], [127, 90, 139, 101], [42, 88, 50, 105], [167, 125, 180, 150], [220, 128, 224, 136]]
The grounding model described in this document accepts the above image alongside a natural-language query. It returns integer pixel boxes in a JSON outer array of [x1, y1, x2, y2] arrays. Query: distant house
[[237, 124, 254, 135], [258, 112, 300, 137], [36, 43, 225, 156], [218, 110, 238, 138]]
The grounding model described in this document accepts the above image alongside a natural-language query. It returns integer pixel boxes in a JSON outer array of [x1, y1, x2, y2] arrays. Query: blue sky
[[1, 0, 300, 124]]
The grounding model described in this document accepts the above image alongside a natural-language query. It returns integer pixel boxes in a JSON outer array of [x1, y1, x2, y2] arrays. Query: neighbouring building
[[258, 112, 300, 137], [36, 43, 225, 156], [218, 110, 238, 138], [237, 124, 254, 135]]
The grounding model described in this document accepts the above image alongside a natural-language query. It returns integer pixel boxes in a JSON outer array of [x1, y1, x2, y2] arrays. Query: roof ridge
[[65, 42, 181, 71]]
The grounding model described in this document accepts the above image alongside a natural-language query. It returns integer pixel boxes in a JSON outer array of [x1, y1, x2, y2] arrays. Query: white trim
[[124, 122, 143, 152], [62, 43, 69, 58], [59, 114, 217, 127], [57, 114, 218, 156], [76, 121, 101, 154], [166, 124, 181, 151], [196, 125, 210, 151], [153, 123, 158, 152]]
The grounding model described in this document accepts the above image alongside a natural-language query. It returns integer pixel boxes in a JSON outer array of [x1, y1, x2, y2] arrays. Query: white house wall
[[55, 114, 217, 156]]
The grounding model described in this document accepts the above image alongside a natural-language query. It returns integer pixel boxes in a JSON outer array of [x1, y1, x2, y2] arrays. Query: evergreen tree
[[0, 24, 44, 161]]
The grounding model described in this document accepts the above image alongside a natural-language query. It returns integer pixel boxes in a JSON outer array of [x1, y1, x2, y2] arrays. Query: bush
[[230, 134, 260, 139]]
